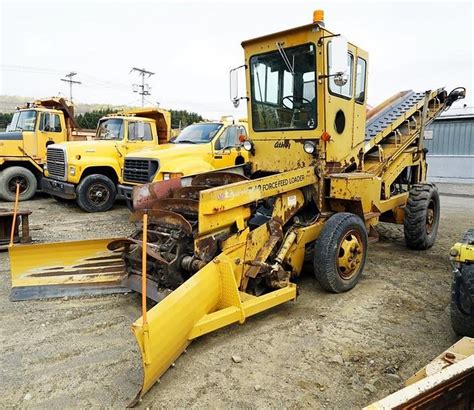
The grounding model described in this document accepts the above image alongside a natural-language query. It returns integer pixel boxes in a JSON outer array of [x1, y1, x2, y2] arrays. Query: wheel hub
[[8, 176, 28, 194], [426, 200, 435, 234], [88, 183, 109, 205], [337, 231, 363, 280]]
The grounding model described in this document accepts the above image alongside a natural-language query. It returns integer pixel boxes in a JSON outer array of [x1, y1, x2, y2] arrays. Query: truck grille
[[46, 147, 66, 180], [123, 158, 159, 184]]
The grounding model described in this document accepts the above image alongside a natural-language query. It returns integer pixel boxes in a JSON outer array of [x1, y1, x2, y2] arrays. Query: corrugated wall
[[425, 116, 474, 182], [425, 117, 474, 155]]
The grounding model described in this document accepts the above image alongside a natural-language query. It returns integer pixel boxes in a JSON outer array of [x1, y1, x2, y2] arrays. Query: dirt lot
[[1, 189, 473, 408]]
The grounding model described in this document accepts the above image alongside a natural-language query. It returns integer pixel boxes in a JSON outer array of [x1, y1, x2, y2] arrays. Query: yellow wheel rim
[[337, 230, 364, 280]]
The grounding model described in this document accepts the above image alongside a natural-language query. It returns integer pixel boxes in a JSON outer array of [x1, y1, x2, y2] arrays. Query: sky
[[0, 0, 472, 119]]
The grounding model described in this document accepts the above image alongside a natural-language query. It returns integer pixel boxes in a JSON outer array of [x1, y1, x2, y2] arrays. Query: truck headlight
[[69, 166, 76, 176], [243, 140, 253, 152], [163, 173, 171, 181], [304, 141, 316, 154]]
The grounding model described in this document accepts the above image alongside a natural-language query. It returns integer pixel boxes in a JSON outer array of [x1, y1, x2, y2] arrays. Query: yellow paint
[[131, 242, 297, 404], [50, 109, 171, 185], [122, 120, 249, 186], [9, 238, 126, 289]]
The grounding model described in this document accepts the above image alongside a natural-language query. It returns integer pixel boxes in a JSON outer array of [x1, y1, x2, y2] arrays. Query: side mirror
[[334, 73, 348, 87], [329, 35, 348, 77], [229, 65, 246, 108]]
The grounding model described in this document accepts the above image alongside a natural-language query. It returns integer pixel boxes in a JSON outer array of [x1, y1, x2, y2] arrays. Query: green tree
[[75, 108, 118, 129], [0, 113, 13, 130], [169, 109, 204, 129]]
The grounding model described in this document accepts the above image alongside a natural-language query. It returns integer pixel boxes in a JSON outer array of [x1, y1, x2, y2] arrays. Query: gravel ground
[[1, 191, 473, 408]]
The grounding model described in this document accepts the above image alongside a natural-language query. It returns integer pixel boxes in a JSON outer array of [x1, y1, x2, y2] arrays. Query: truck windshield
[[97, 118, 124, 140], [9, 110, 37, 131], [250, 43, 316, 131], [173, 123, 222, 144]]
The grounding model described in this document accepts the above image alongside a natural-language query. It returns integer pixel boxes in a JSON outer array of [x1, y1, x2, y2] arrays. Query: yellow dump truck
[[0, 97, 92, 201], [9, 10, 465, 405], [117, 118, 249, 203], [42, 108, 171, 212]]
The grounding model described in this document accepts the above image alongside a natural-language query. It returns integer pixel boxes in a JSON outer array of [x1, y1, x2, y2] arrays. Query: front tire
[[451, 264, 474, 337], [404, 183, 440, 250], [76, 174, 116, 212], [313, 213, 368, 293], [0, 166, 37, 201]]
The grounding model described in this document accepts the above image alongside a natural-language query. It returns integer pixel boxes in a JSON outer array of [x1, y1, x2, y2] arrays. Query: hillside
[[0, 95, 135, 114]]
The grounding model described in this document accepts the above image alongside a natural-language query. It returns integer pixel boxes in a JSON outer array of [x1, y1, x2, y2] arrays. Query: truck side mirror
[[329, 36, 348, 86], [229, 65, 246, 108]]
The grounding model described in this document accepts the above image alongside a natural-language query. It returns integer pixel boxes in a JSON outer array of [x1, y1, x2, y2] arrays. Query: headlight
[[69, 166, 76, 176], [243, 140, 253, 152], [304, 141, 316, 154], [163, 173, 170, 181], [44, 163, 48, 171]]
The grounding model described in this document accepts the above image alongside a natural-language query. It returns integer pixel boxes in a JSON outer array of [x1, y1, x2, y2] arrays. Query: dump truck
[[117, 117, 249, 203], [41, 108, 171, 212], [0, 97, 93, 201], [9, 10, 465, 405]]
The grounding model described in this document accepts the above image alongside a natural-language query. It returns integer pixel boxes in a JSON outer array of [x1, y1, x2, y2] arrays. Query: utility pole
[[60, 72, 81, 101], [130, 67, 155, 107]]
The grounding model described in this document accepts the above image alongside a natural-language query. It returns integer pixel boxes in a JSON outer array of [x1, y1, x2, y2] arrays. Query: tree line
[[0, 108, 204, 131]]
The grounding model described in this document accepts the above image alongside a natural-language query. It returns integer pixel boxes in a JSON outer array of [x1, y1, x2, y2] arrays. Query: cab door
[[211, 125, 247, 168], [37, 112, 66, 161], [122, 120, 156, 167], [324, 40, 357, 165]]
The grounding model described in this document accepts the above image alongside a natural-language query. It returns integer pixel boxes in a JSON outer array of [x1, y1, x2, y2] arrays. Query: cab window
[[10, 110, 37, 131], [39, 113, 62, 132], [250, 43, 317, 131], [128, 121, 152, 141], [328, 42, 354, 99], [355, 57, 367, 104]]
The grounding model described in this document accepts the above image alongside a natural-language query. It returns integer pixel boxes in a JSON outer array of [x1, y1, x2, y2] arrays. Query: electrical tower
[[60, 72, 81, 101], [130, 67, 155, 107]]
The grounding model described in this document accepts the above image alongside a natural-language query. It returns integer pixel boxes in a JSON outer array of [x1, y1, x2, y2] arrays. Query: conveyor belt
[[365, 91, 425, 141]]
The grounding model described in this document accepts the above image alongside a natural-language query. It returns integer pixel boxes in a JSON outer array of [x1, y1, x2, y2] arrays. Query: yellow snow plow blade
[[9, 238, 128, 301], [130, 242, 297, 406]]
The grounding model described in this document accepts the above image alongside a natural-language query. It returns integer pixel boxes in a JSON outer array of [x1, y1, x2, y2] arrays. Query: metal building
[[425, 107, 474, 183]]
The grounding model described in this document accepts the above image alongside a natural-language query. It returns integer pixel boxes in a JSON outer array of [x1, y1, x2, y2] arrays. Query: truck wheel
[[451, 264, 474, 337], [0, 166, 37, 201], [313, 212, 368, 293], [404, 183, 440, 250], [76, 174, 116, 212]]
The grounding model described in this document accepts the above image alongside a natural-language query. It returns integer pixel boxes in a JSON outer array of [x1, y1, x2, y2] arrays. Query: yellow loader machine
[[9, 10, 465, 405]]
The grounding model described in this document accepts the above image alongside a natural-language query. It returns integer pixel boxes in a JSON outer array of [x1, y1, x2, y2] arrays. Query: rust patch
[[191, 171, 248, 187], [172, 185, 209, 200], [133, 178, 183, 210], [152, 198, 199, 215]]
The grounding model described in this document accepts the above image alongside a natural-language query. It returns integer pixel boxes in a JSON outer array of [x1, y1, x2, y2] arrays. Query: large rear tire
[[404, 183, 440, 250], [76, 174, 116, 212], [451, 264, 474, 337], [313, 213, 368, 293], [0, 166, 37, 201]]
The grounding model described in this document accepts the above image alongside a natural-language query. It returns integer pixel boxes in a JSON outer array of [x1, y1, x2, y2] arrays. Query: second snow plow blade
[[9, 238, 128, 301], [130, 242, 297, 406]]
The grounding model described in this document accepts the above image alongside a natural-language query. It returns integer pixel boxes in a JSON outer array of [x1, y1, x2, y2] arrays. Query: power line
[[130, 67, 154, 107], [60, 71, 81, 101]]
